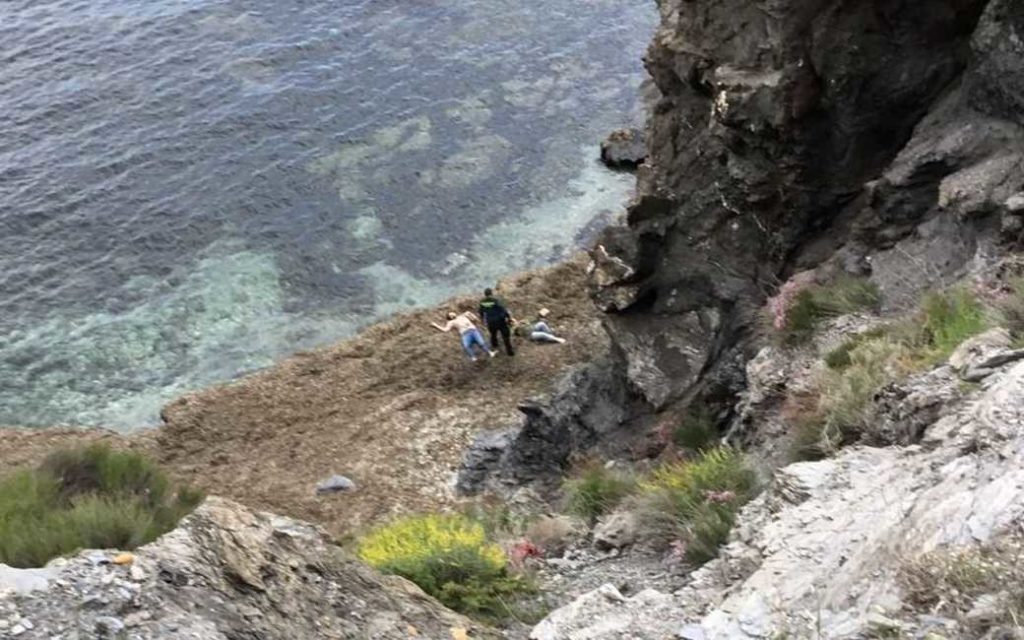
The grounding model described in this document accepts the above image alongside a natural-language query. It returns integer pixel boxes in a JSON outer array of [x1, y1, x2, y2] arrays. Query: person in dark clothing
[[479, 288, 515, 356]]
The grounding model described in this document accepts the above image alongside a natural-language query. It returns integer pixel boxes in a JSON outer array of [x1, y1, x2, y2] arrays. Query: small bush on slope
[[563, 462, 636, 525], [357, 513, 533, 622], [672, 405, 719, 452], [632, 447, 758, 564], [917, 288, 990, 363], [776, 276, 881, 346], [0, 444, 203, 568]]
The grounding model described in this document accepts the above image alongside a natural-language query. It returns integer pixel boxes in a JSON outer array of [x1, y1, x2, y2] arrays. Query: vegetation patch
[[899, 537, 1024, 637], [775, 276, 881, 346], [671, 405, 719, 452], [357, 512, 535, 622], [563, 462, 636, 525], [917, 288, 990, 363], [824, 327, 889, 370], [998, 277, 1024, 343], [0, 444, 203, 568], [788, 287, 991, 460], [631, 447, 758, 564]]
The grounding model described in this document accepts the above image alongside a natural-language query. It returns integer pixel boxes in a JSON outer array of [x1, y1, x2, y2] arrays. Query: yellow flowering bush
[[358, 513, 531, 620]]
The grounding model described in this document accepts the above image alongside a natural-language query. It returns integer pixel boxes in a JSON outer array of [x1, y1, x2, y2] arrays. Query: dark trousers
[[488, 322, 514, 355]]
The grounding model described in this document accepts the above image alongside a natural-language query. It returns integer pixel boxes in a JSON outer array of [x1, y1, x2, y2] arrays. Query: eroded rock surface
[[531, 360, 1024, 639], [2, 497, 494, 640]]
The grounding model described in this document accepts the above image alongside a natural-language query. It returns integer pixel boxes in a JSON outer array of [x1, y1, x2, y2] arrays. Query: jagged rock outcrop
[[457, 360, 636, 494], [531, 357, 1024, 638], [599, 129, 647, 169], [0, 497, 494, 639], [462, 0, 1024, 493], [594, 0, 1021, 412]]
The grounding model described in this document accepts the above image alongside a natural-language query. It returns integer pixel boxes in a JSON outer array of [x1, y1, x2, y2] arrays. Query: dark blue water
[[0, 0, 655, 429]]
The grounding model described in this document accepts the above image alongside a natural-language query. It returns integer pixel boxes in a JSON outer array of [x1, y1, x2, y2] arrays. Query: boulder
[[455, 429, 515, 495], [3, 497, 496, 639], [599, 129, 646, 169], [0, 566, 52, 595], [592, 511, 638, 551], [529, 584, 679, 640], [948, 327, 1024, 381], [314, 474, 356, 495]]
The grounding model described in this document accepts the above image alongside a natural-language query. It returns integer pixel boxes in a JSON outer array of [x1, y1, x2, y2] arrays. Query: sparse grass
[[998, 277, 1024, 342], [824, 327, 889, 370], [523, 515, 580, 557], [777, 276, 881, 346], [563, 462, 636, 525], [787, 287, 991, 460], [357, 512, 534, 622], [788, 337, 910, 460], [632, 447, 757, 564], [900, 537, 1024, 637], [0, 444, 203, 568], [917, 288, 990, 363], [460, 500, 530, 542]]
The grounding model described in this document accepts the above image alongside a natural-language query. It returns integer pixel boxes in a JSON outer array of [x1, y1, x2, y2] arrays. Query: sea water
[[0, 0, 656, 428]]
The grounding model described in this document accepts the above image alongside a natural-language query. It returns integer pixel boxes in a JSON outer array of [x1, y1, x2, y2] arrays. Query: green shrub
[[789, 336, 909, 460], [357, 513, 533, 622], [633, 448, 757, 564], [791, 288, 990, 460], [0, 445, 202, 568], [41, 444, 171, 506], [672, 405, 719, 452], [779, 277, 881, 346], [563, 462, 636, 524], [918, 288, 989, 361]]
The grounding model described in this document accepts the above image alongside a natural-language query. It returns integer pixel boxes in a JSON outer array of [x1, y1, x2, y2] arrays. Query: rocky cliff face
[[0, 497, 495, 639], [520, 0, 1024, 636], [483, 0, 1024, 485], [597, 0, 1021, 411]]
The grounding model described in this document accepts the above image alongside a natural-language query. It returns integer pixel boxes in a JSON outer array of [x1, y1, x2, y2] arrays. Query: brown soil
[[0, 256, 607, 538]]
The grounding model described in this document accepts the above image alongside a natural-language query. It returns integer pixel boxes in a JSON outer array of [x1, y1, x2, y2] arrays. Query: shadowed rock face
[[1, 498, 496, 640], [596, 0, 1006, 410]]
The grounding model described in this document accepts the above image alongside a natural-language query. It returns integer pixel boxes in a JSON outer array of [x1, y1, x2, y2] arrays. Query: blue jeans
[[460, 328, 488, 359]]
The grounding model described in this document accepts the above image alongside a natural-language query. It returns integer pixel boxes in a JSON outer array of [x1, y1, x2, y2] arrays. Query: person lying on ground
[[528, 308, 566, 344], [431, 310, 496, 361], [479, 287, 516, 356]]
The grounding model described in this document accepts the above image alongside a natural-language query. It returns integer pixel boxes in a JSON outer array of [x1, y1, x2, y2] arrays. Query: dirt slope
[[0, 256, 606, 537]]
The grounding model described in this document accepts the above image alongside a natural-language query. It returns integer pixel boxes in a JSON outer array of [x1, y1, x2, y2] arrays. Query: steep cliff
[[481, 0, 1024, 484], [600, 0, 1020, 411]]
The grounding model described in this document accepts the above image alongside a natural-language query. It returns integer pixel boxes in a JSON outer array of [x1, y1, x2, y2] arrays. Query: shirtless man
[[431, 310, 495, 361]]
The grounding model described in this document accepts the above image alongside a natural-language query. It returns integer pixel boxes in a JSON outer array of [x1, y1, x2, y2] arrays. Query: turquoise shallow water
[[0, 0, 656, 429]]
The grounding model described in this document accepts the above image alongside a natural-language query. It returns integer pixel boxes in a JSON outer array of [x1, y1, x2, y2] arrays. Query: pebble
[[314, 475, 356, 495], [96, 616, 125, 635], [678, 624, 706, 640]]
